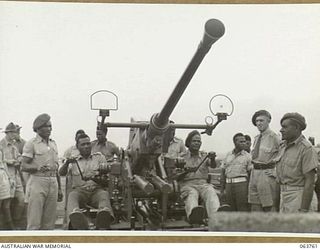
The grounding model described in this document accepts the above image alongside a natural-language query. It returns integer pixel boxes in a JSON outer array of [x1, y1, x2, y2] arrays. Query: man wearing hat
[[0, 122, 25, 229], [21, 113, 61, 230], [249, 110, 280, 212], [276, 113, 318, 212], [179, 130, 220, 225]]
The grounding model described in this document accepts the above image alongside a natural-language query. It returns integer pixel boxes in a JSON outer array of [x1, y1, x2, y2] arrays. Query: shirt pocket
[[34, 144, 49, 156]]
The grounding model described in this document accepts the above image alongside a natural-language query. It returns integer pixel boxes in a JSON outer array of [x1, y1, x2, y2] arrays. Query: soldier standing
[[91, 125, 119, 161], [276, 113, 318, 212], [63, 129, 85, 160], [244, 134, 252, 153], [21, 114, 61, 229], [0, 149, 14, 229], [248, 110, 280, 212], [220, 133, 252, 211], [0, 123, 25, 229]]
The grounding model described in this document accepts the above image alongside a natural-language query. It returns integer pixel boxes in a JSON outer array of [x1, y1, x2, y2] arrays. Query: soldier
[[314, 146, 320, 212], [220, 133, 252, 211], [276, 113, 318, 212], [244, 134, 252, 153], [91, 125, 120, 161], [62, 129, 86, 227], [13, 124, 28, 229], [13, 124, 26, 155], [249, 110, 280, 212], [63, 129, 85, 160], [59, 133, 114, 230], [179, 130, 219, 225], [0, 123, 25, 229], [165, 121, 186, 159], [0, 149, 14, 229], [21, 114, 61, 230]]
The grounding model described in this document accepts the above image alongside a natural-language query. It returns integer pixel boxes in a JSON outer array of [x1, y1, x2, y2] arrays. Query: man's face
[[244, 139, 252, 152], [96, 129, 107, 142], [189, 134, 202, 152], [6, 131, 18, 141], [280, 119, 298, 141], [37, 121, 52, 140], [255, 115, 270, 132], [234, 136, 246, 151], [77, 137, 92, 157]]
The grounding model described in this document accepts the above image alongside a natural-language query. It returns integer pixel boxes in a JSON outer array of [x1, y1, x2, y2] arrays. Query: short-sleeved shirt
[[276, 135, 318, 186], [68, 152, 107, 189], [180, 150, 212, 181], [13, 137, 26, 155], [221, 149, 253, 178], [165, 137, 187, 159], [252, 128, 280, 163], [63, 145, 80, 160], [22, 134, 59, 173], [91, 140, 119, 161], [0, 137, 21, 177]]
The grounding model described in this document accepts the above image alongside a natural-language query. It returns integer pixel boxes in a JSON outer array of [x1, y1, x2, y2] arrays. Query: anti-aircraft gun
[[90, 19, 233, 230]]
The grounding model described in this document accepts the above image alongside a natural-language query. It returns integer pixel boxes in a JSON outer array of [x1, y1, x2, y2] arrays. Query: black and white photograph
[[1, 1, 320, 239]]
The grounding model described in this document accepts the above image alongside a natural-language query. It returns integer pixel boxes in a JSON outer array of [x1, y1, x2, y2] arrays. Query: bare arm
[[58, 161, 70, 176], [21, 156, 37, 173]]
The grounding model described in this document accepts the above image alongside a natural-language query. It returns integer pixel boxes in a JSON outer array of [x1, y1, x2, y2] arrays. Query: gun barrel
[[154, 19, 225, 129]]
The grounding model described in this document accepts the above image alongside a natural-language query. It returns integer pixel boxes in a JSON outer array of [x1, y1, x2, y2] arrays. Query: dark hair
[[75, 129, 85, 139], [233, 133, 244, 143], [185, 130, 201, 148], [76, 133, 90, 146], [244, 134, 251, 142]]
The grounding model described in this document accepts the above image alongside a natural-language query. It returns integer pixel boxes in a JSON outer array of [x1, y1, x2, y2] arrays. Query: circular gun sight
[[205, 19, 225, 40]]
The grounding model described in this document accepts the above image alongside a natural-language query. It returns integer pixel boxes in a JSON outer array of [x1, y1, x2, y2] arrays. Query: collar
[[260, 128, 271, 137], [171, 137, 181, 144], [3, 137, 14, 146], [35, 134, 52, 144], [96, 139, 108, 146], [284, 134, 304, 148], [187, 149, 201, 158], [77, 153, 93, 160], [232, 148, 245, 156]]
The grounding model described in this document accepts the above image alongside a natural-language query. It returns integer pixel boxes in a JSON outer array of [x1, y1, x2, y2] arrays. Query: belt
[[253, 163, 275, 170], [226, 177, 247, 184], [280, 184, 304, 192], [32, 171, 56, 177]]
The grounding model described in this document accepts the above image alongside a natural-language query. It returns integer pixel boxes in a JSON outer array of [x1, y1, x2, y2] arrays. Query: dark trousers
[[225, 181, 249, 211]]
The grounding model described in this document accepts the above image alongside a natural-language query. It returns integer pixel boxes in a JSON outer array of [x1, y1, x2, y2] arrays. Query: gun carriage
[[84, 19, 232, 230]]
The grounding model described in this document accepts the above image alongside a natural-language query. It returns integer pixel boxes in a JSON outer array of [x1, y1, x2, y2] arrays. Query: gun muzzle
[[133, 175, 154, 195]]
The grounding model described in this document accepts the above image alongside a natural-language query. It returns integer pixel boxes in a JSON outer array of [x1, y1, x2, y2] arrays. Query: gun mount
[[90, 19, 230, 230]]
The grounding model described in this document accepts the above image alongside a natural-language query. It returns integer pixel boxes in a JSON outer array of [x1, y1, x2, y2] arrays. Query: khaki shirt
[[181, 150, 212, 181], [221, 149, 253, 178], [68, 152, 107, 189], [0, 137, 21, 177], [252, 128, 280, 163], [22, 134, 59, 173], [13, 137, 26, 155], [91, 140, 119, 161], [165, 137, 187, 159], [63, 145, 80, 160], [276, 135, 318, 186]]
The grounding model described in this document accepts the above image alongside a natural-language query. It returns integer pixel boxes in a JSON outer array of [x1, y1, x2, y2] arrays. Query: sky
[[1, 2, 320, 157]]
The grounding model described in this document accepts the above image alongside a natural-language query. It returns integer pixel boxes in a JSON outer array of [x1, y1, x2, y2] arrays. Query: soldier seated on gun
[[178, 130, 220, 225], [59, 133, 114, 230]]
